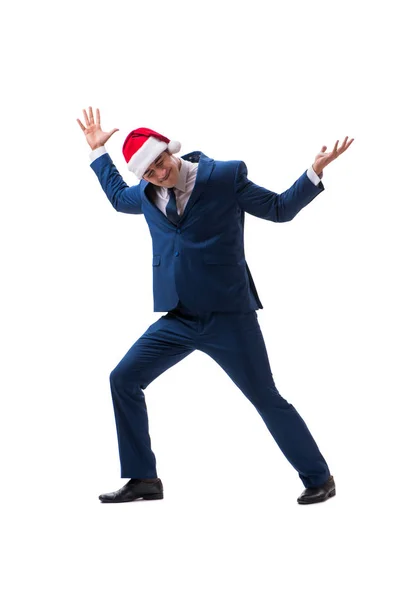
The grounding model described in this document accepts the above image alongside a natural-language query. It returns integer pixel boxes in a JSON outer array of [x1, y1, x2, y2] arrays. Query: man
[[77, 106, 354, 505]]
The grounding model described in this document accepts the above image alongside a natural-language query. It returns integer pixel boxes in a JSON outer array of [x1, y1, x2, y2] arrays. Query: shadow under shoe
[[99, 478, 164, 503], [297, 475, 336, 505]]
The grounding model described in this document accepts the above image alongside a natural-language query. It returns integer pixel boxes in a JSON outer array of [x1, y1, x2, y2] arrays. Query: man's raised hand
[[312, 136, 355, 177], [77, 107, 119, 150]]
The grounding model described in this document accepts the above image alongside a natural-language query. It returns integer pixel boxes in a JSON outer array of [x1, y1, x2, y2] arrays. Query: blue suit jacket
[[90, 150, 324, 312]]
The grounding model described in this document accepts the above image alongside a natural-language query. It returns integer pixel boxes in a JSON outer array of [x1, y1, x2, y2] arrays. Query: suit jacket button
[[175, 251, 179, 257]]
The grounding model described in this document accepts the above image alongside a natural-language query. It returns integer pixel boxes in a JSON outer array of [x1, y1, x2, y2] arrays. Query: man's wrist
[[89, 146, 107, 163], [312, 163, 323, 177], [307, 165, 323, 186]]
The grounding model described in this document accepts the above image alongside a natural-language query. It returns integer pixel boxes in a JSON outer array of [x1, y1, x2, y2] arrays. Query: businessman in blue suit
[[77, 106, 353, 505]]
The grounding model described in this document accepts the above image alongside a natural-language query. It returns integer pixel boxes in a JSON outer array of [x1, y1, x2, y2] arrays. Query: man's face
[[142, 151, 181, 187]]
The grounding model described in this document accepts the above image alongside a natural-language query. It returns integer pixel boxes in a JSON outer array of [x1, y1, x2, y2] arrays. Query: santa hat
[[122, 127, 181, 179]]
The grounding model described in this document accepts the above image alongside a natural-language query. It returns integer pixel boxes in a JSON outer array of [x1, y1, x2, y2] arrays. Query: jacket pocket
[[152, 255, 161, 266]]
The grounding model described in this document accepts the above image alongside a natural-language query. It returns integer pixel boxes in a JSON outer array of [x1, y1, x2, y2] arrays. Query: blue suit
[[91, 150, 331, 488]]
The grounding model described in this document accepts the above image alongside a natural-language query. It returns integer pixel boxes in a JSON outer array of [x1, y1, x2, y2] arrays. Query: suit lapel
[[141, 152, 214, 225], [179, 152, 214, 223]]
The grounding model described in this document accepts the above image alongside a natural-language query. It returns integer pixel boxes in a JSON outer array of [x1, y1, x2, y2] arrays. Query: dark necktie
[[166, 187, 180, 225]]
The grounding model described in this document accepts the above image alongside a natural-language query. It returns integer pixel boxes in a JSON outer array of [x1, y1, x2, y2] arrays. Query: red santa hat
[[122, 127, 181, 178]]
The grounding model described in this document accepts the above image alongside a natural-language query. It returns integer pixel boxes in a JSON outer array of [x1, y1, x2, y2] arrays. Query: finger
[[96, 108, 100, 126], [338, 136, 348, 153], [77, 118, 86, 132], [83, 108, 90, 126], [321, 145, 327, 152], [110, 128, 119, 135], [332, 140, 339, 154], [89, 106, 94, 124]]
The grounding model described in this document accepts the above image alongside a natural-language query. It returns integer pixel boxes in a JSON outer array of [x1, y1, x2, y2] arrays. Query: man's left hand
[[312, 136, 354, 177]]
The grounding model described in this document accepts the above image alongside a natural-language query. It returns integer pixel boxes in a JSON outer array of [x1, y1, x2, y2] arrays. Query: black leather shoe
[[297, 475, 336, 504], [99, 478, 163, 503]]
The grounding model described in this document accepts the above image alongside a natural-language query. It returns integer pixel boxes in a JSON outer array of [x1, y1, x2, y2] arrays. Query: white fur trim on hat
[[127, 137, 168, 179]]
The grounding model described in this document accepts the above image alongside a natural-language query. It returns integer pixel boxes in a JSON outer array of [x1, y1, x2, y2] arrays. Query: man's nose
[[158, 168, 167, 180]]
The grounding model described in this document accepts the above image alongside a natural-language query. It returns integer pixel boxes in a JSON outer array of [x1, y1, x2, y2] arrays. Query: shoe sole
[[297, 488, 336, 505], [99, 492, 164, 503]]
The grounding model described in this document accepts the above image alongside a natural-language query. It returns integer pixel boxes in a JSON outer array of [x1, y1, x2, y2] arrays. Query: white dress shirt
[[89, 146, 322, 217]]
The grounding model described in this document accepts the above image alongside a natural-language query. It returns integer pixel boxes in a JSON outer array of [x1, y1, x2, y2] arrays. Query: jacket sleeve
[[90, 152, 143, 215], [234, 160, 324, 222]]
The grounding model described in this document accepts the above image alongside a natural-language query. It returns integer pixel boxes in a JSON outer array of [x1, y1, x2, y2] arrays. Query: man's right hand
[[77, 106, 119, 150]]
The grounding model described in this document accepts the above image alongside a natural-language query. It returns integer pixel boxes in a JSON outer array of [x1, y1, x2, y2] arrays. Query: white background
[[1, 0, 399, 597]]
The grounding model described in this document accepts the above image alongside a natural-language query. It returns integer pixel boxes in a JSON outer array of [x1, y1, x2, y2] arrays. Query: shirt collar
[[174, 157, 189, 193]]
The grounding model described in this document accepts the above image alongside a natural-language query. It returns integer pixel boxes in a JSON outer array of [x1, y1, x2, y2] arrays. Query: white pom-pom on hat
[[167, 140, 181, 154]]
